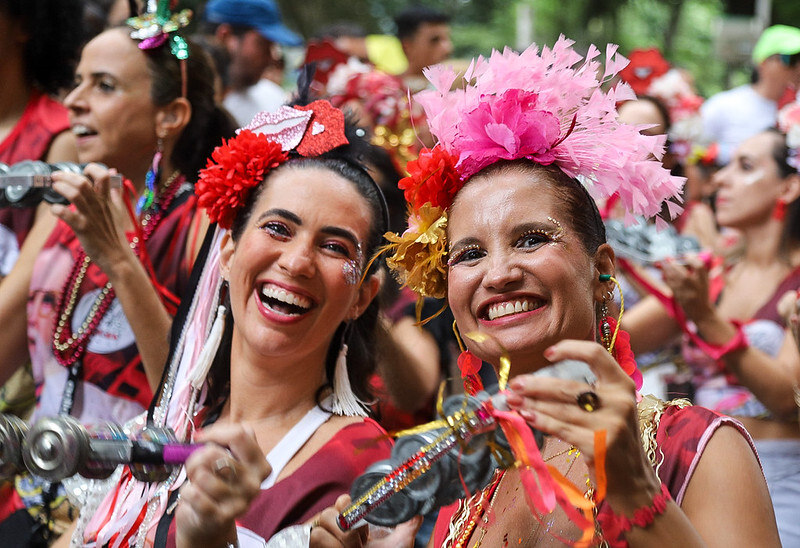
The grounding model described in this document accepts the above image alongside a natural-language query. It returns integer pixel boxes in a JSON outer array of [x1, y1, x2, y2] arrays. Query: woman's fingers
[[195, 424, 271, 483], [542, 339, 635, 387], [83, 163, 112, 199], [309, 497, 369, 548]]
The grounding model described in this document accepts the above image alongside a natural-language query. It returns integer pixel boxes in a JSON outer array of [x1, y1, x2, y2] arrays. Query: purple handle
[[162, 443, 205, 464]]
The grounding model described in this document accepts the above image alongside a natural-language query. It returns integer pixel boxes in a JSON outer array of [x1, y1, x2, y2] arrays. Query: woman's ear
[[351, 271, 382, 319], [780, 173, 800, 205], [218, 231, 235, 281], [592, 243, 616, 302], [155, 97, 192, 142]]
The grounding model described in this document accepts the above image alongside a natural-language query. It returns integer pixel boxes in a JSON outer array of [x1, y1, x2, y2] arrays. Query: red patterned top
[[0, 91, 71, 246], [162, 418, 393, 546], [27, 185, 197, 425]]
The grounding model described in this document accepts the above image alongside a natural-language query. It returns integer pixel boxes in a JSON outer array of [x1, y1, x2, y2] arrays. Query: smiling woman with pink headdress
[[309, 37, 780, 548]]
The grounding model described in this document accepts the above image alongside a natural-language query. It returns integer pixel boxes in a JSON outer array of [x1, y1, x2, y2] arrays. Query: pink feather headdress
[[417, 36, 684, 221], [385, 37, 685, 302]]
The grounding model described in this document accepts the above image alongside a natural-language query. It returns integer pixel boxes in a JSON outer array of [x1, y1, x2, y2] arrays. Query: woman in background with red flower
[[624, 122, 800, 545]]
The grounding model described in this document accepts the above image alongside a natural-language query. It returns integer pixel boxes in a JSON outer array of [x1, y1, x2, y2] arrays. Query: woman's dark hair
[[141, 34, 238, 179], [468, 161, 607, 254], [205, 117, 388, 413], [767, 127, 797, 179], [765, 128, 800, 250], [0, 0, 84, 95]]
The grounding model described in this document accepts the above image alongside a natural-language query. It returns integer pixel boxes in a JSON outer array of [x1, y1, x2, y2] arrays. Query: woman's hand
[[505, 340, 660, 505], [175, 423, 271, 548], [658, 255, 714, 323], [307, 494, 422, 547], [49, 163, 134, 274]]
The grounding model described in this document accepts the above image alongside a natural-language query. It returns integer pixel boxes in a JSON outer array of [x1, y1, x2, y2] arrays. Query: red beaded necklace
[[51, 172, 184, 367]]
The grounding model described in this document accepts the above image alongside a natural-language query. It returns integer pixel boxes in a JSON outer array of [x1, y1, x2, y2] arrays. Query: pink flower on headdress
[[454, 89, 561, 179]]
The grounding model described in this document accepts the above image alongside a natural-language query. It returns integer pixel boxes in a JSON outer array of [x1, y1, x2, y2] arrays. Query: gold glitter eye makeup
[[516, 217, 563, 249], [447, 244, 483, 266]]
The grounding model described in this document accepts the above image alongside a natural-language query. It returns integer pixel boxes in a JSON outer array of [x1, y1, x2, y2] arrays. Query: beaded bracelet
[[596, 483, 672, 547]]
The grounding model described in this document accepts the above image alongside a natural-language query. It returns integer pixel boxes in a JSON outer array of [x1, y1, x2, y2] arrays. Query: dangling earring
[[773, 199, 788, 221], [138, 136, 163, 215], [330, 322, 369, 417], [598, 275, 624, 354], [453, 320, 483, 395], [599, 298, 612, 351]]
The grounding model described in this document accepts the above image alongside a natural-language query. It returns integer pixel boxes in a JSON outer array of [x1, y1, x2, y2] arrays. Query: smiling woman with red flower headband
[[53, 98, 396, 548], [312, 37, 780, 548]]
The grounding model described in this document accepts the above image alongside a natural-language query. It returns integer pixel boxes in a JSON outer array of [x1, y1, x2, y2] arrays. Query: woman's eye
[[260, 221, 291, 240], [448, 246, 484, 266], [517, 231, 550, 249], [98, 79, 116, 92], [322, 241, 350, 257]]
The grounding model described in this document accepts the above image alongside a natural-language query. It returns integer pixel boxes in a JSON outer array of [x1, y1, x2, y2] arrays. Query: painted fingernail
[[505, 393, 522, 406], [543, 346, 556, 360], [520, 410, 536, 424]]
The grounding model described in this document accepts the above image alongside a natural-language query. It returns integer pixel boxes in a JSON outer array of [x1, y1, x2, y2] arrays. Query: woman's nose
[[63, 83, 86, 113], [710, 164, 730, 191], [481, 251, 523, 290], [277, 239, 316, 278]]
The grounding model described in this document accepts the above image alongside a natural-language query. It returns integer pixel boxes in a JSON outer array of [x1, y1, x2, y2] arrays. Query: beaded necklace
[[51, 171, 184, 369]]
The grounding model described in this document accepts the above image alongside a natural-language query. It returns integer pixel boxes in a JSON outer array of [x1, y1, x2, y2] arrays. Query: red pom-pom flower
[[196, 130, 288, 229], [604, 316, 642, 391], [398, 146, 462, 211]]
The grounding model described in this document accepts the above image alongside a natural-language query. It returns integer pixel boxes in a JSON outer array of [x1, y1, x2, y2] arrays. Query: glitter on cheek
[[343, 260, 361, 285], [342, 244, 364, 285]]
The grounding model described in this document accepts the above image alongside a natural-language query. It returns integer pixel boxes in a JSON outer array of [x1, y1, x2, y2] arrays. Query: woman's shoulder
[[641, 396, 755, 504]]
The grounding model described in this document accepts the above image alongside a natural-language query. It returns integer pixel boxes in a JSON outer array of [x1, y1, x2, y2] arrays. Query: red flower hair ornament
[[398, 146, 462, 210], [196, 100, 349, 229]]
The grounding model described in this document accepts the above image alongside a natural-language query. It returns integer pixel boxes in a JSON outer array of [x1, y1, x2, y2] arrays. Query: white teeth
[[260, 284, 312, 310], [72, 125, 94, 136], [487, 299, 541, 320]]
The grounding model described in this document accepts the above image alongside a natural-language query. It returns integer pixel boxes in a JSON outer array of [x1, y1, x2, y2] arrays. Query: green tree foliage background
[[266, 0, 798, 97]]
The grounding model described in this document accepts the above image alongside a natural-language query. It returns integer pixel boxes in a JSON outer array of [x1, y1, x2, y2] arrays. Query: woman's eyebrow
[[321, 226, 360, 250], [255, 208, 302, 226]]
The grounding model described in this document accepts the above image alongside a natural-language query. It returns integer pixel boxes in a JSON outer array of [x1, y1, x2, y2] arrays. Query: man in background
[[701, 24, 800, 164], [202, 0, 303, 125], [394, 6, 452, 93]]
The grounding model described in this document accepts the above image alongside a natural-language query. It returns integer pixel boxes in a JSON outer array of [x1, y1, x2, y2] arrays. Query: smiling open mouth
[[72, 124, 97, 137], [259, 283, 313, 316], [485, 299, 544, 321]]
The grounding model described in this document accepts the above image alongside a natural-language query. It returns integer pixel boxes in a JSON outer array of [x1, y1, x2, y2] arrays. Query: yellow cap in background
[[366, 34, 408, 75]]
